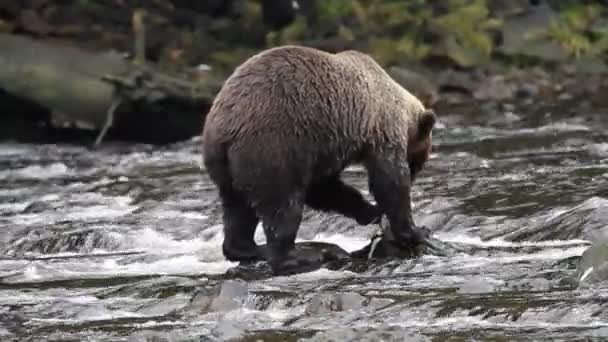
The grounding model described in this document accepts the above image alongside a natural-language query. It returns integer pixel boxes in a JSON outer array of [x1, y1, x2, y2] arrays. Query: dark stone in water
[[225, 241, 352, 280], [222, 216, 459, 279], [350, 233, 427, 260], [497, 197, 608, 242], [350, 226, 455, 260], [223, 230, 458, 279], [574, 239, 608, 287], [305, 292, 368, 315], [21, 200, 54, 214]]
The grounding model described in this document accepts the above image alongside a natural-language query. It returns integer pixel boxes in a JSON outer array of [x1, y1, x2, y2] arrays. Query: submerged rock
[[503, 197, 608, 242], [187, 279, 249, 314], [210, 320, 246, 341], [219, 232, 461, 280], [304, 292, 368, 315], [301, 326, 430, 342], [223, 241, 352, 280], [473, 75, 516, 101], [575, 240, 608, 287], [350, 218, 462, 260]]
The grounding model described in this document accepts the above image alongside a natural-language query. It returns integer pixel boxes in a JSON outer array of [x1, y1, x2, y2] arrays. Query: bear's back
[[203, 46, 426, 178], [202, 45, 430, 192], [206, 46, 379, 142]]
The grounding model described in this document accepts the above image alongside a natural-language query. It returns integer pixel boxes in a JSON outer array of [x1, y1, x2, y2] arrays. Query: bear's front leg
[[305, 177, 381, 225], [364, 145, 429, 248]]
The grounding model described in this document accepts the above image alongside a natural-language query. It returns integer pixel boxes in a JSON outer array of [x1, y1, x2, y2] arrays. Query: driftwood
[[0, 29, 220, 145]]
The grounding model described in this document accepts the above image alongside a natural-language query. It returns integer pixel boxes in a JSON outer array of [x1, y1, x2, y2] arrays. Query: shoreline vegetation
[[1, 0, 608, 144]]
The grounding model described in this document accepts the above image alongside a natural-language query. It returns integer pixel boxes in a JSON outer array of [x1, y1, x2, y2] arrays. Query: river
[[0, 102, 607, 341]]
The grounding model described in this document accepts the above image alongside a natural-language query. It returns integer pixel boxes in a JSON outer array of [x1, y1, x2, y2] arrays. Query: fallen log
[[0, 33, 129, 130], [0, 31, 221, 145]]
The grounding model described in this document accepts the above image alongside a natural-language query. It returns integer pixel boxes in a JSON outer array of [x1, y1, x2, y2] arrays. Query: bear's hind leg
[[257, 192, 305, 273], [219, 187, 262, 263], [305, 177, 381, 225], [258, 191, 344, 275]]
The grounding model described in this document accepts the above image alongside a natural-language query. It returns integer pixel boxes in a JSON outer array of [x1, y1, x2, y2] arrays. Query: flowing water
[[0, 102, 607, 341]]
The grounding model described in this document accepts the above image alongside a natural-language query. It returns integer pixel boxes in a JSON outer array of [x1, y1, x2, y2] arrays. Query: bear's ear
[[416, 109, 436, 141]]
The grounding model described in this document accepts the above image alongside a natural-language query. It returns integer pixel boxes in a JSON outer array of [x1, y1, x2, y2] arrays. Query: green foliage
[[317, 1, 353, 19], [430, 0, 502, 66], [216, 0, 608, 71], [266, 16, 308, 46], [208, 48, 257, 72], [265, 0, 502, 67], [544, 4, 601, 58]]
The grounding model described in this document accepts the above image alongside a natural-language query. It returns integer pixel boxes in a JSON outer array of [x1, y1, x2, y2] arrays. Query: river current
[[0, 103, 607, 341]]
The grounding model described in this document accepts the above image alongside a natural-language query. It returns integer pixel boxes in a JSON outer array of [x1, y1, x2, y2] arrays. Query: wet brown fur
[[202, 45, 436, 274]]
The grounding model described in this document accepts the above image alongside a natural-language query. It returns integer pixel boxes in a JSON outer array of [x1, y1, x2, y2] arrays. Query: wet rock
[[473, 75, 516, 101], [224, 261, 275, 281], [497, 2, 569, 62], [367, 297, 394, 309], [268, 241, 352, 276], [98, 276, 201, 299], [575, 239, 608, 287], [350, 233, 426, 260], [350, 218, 462, 261], [21, 200, 56, 214], [388, 66, 439, 107], [569, 57, 608, 75], [485, 110, 523, 127], [225, 241, 352, 279], [188, 279, 249, 314], [435, 69, 479, 96], [8, 228, 121, 255], [503, 197, 608, 242], [301, 326, 430, 342], [305, 292, 368, 315], [557, 92, 573, 101], [516, 81, 541, 98], [17, 9, 54, 35], [498, 68, 557, 102]]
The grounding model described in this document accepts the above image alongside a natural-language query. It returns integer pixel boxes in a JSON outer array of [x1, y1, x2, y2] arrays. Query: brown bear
[[202, 45, 436, 275]]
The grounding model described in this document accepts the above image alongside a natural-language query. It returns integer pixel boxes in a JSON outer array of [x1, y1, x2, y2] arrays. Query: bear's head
[[408, 109, 436, 182]]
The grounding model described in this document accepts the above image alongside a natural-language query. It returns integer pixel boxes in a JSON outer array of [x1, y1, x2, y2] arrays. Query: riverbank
[[1, 0, 608, 144]]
